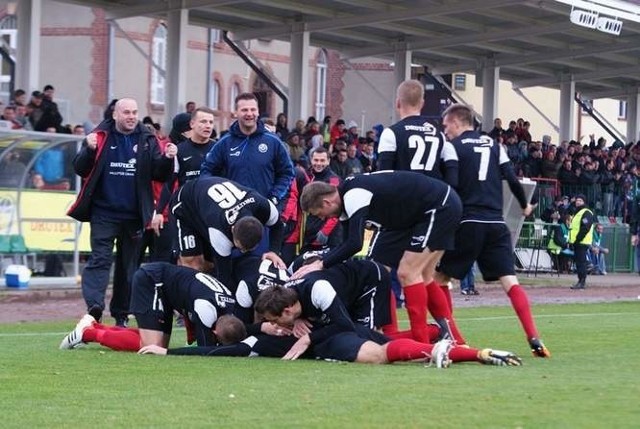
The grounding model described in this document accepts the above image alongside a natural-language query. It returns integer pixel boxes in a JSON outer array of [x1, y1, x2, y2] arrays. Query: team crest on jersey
[[258, 143, 268, 153], [133, 144, 137, 153]]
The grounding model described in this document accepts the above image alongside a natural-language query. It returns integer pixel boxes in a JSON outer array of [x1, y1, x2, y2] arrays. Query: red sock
[[449, 346, 480, 363], [426, 281, 466, 345], [507, 285, 539, 339], [403, 282, 430, 343], [82, 327, 99, 343], [441, 284, 453, 310], [95, 329, 141, 352], [385, 338, 433, 362], [381, 291, 399, 335]]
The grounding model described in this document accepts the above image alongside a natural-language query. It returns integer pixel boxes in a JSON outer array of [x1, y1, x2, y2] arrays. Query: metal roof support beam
[[392, 47, 411, 123], [288, 29, 310, 125], [106, 0, 242, 21], [627, 90, 640, 143], [559, 76, 576, 142], [234, 0, 520, 41], [514, 65, 640, 89], [343, 21, 569, 60], [480, 61, 499, 133], [165, 8, 189, 126], [15, 0, 41, 93]]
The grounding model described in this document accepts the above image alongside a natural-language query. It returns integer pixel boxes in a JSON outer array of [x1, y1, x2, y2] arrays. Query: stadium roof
[[63, 0, 640, 100]]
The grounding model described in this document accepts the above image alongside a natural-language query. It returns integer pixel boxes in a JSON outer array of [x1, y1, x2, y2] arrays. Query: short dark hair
[[233, 216, 263, 251], [234, 92, 258, 109], [191, 106, 215, 120], [214, 315, 247, 345], [254, 285, 299, 317], [300, 181, 337, 212], [310, 146, 329, 158], [442, 104, 474, 126]]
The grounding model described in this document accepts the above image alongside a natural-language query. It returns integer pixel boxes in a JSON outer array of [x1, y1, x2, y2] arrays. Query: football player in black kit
[[293, 171, 462, 346], [170, 176, 286, 283], [434, 104, 550, 358], [151, 108, 217, 256], [59, 262, 246, 352], [139, 264, 521, 368], [373, 79, 464, 344]]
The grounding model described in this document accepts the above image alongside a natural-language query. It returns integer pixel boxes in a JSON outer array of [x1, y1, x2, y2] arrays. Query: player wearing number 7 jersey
[[435, 104, 550, 358], [170, 176, 285, 284]]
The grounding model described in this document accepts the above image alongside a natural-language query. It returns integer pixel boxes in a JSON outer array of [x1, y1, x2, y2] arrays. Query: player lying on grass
[[139, 284, 521, 368], [59, 262, 246, 351]]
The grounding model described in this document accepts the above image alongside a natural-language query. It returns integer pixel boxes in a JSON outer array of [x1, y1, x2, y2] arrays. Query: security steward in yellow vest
[[568, 194, 594, 289]]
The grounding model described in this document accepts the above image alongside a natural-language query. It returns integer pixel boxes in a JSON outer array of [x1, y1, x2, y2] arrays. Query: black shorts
[[437, 221, 515, 282], [313, 326, 388, 362], [350, 263, 391, 329], [130, 270, 174, 335], [367, 193, 462, 268]]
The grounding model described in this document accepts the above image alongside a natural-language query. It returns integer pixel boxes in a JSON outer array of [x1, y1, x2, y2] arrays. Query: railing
[[516, 221, 634, 273]]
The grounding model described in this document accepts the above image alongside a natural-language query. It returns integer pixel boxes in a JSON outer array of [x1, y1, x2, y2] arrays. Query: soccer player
[[248, 284, 521, 367], [377, 79, 458, 185], [292, 171, 462, 345], [140, 281, 522, 369], [434, 104, 550, 358], [60, 262, 246, 351], [170, 176, 286, 283], [373, 79, 464, 343]]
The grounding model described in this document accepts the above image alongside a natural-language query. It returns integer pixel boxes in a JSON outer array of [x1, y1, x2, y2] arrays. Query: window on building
[[0, 15, 17, 101], [151, 24, 167, 105], [315, 49, 327, 120], [453, 74, 466, 91], [618, 100, 627, 119], [210, 79, 220, 110], [210, 28, 220, 43], [230, 83, 240, 111]]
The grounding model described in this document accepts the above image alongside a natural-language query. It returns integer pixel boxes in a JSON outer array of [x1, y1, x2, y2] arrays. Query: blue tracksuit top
[[200, 119, 294, 202]]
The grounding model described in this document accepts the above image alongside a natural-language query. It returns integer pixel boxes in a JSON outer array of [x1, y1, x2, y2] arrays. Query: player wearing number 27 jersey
[[377, 116, 458, 184]]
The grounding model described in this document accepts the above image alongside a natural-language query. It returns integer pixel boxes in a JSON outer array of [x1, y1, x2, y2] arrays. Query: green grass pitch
[[1, 302, 639, 428]]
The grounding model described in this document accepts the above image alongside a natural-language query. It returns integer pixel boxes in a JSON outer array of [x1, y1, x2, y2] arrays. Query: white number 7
[[473, 146, 490, 181]]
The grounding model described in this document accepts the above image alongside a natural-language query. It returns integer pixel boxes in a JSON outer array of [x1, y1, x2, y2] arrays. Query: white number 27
[[408, 135, 440, 171]]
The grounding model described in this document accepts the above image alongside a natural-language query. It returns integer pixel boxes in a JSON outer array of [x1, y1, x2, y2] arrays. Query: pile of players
[[60, 83, 551, 368]]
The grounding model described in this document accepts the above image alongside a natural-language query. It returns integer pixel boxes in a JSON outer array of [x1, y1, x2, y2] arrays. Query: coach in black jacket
[[67, 98, 175, 326]]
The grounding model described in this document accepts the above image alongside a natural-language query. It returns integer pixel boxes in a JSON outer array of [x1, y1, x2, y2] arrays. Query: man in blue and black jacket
[[67, 98, 175, 326]]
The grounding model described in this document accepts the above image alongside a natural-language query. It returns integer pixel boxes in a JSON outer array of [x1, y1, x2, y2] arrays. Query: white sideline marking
[[0, 311, 637, 337]]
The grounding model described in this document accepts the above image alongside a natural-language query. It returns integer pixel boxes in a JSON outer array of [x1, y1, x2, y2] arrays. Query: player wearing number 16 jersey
[[435, 104, 550, 358], [170, 176, 285, 284]]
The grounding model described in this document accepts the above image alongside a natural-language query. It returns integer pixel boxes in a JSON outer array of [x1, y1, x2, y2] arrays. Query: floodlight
[[596, 16, 623, 35], [570, 9, 599, 28]]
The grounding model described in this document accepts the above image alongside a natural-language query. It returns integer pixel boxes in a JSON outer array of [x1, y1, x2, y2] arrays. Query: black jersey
[[138, 262, 235, 345], [283, 259, 389, 343], [281, 277, 354, 345], [172, 176, 280, 257], [232, 255, 290, 323], [322, 170, 453, 267], [451, 130, 527, 222], [377, 115, 458, 186], [176, 139, 215, 185]]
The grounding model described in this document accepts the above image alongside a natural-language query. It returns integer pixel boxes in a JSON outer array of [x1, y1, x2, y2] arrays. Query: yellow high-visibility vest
[[569, 208, 593, 245]]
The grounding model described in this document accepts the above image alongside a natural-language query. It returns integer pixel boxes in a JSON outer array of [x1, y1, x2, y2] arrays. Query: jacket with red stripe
[[282, 167, 310, 245], [67, 119, 173, 226], [302, 168, 342, 248]]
